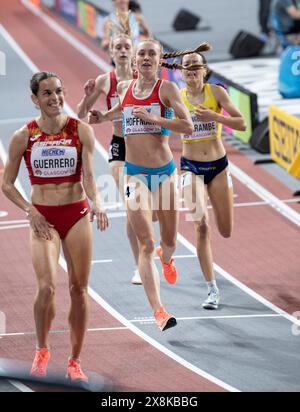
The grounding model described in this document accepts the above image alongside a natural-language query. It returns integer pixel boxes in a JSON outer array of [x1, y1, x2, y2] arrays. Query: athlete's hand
[[90, 203, 109, 231], [194, 105, 218, 122], [84, 79, 96, 97], [26, 205, 54, 240], [132, 106, 155, 123], [88, 110, 105, 124]]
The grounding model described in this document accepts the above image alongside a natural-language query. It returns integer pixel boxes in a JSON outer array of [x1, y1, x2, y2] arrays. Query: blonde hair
[[134, 39, 212, 80], [109, 32, 133, 51], [134, 37, 164, 56], [135, 39, 211, 67]]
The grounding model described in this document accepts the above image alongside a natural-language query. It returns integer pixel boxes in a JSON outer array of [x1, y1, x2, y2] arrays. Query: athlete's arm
[[88, 102, 121, 124], [78, 122, 108, 231], [197, 84, 246, 131], [88, 80, 129, 124], [77, 74, 106, 119], [132, 81, 193, 134], [1, 127, 54, 240]]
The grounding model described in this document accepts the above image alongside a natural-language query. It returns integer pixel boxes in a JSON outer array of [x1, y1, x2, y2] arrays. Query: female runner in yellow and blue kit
[[165, 46, 246, 309]]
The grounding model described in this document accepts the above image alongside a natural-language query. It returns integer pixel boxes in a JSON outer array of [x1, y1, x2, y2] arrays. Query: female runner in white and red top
[[88, 38, 193, 332]]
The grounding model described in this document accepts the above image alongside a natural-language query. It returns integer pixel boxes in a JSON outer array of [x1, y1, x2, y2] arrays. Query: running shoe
[[30, 347, 50, 377], [202, 287, 220, 310], [156, 246, 178, 284], [131, 269, 142, 285], [66, 358, 88, 382], [154, 305, 177, 331]]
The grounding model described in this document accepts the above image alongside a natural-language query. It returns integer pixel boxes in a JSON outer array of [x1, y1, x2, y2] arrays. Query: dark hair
[[129, 1, 141, 12], [182, 52, 212, 82], [160, 43, 212, 82], [30, 71, 62, 95]]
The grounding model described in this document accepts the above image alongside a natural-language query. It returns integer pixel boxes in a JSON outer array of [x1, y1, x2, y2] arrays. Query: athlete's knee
[[38, 283, 56, 304], [195, 218, 210, 239], [69, 282, 88, 299], [139, 237, 155, 256]]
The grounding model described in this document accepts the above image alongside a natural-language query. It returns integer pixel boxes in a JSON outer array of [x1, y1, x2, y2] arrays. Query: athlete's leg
[[155, 173, 179, 263], [111, 160, 139, 267], [30, 228, 60, 349], [125, 176, 161, 310], [62, 214, 92, 360], [207, 168, 233, 239], [182, 172, 214, 282]]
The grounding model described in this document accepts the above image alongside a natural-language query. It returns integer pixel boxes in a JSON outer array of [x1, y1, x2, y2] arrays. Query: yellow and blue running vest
[[180, 83, 222, 143]]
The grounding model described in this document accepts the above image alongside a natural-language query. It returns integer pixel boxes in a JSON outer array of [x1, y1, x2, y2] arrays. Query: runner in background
[[77, 33, 142, 285], [101, 0, 151, 50]]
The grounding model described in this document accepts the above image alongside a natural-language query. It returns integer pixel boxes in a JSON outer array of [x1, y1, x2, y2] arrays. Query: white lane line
[[21, 0, 111, 72], [0, 224, 29, 230], [103, 202, 123, 210], [92, 259, 113, 264], [7, 379, 33, 392], [0, 326, 128, 337], [229, 162, 300, 227], [178, 233, 300, 327], [212, 198, 300, 208], [0, 117, 32, 125], [154, 254, 196, 260], [0, 220, 28, 225], [107, 211, 126, 218], [0, 21, 300, 392], [19, 2, 300, 227], [129, 313, 284, 323]]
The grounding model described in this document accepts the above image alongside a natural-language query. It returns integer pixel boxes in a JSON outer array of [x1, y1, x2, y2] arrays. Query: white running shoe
[[131, 269, 142, 285], [202, 288, 220, 310]]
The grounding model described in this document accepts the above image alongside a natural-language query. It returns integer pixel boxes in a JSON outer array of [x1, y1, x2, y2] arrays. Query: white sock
[[36, 345, 49, 351], [206, 280, 218, 292]]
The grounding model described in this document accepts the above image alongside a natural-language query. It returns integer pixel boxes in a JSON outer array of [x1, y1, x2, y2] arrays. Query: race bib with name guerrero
[[183, 114, 218, 140], [122, 104, 162, 135], [31, 145, 78, 178]]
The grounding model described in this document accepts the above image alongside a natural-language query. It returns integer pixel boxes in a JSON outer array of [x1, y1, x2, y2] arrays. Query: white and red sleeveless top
[[106, 71, 119, 111], [24, 117, 82, 185], [121, 79, 173, 136], [106, 70, 137, 123]]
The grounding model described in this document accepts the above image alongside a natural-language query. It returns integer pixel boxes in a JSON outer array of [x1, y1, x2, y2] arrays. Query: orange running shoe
[[156, 246, 178, 284], [154, 305, 177, 331], [30, 347, 50, 377], [66, 358, 88, 383]]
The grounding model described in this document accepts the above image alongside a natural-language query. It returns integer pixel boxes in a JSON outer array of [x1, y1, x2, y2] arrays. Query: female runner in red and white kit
[[2, 72, 108, 381], [89, 38, 199, 331], [77, 33, 141, 285]]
